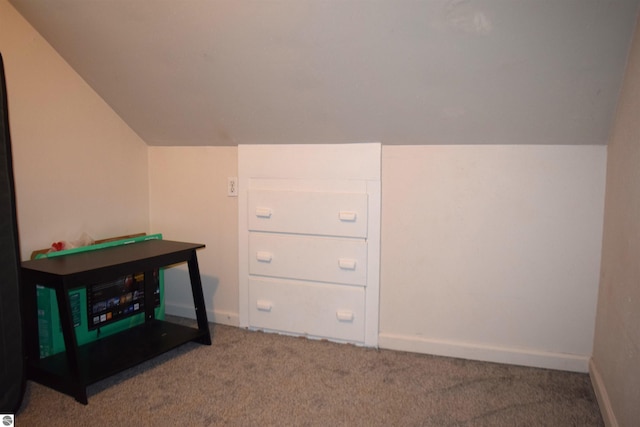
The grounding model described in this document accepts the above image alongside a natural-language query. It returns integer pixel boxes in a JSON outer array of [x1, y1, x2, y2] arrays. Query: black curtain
[[0, 52, 26, 413]]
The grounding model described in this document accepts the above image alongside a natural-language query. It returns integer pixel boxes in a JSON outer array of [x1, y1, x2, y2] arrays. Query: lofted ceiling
[[9, 0, 640, 146]]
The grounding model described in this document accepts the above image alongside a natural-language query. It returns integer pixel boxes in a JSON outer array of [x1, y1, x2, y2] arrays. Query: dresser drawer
[[248, 189, 368, 238], [248, 277, 365, 343], [249, 233, 367, 286]]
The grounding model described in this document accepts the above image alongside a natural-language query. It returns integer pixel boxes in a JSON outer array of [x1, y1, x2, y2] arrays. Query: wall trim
[[378, 332, 590, 373], [589, 358, 618, 427], [165, 303, 239, 327]]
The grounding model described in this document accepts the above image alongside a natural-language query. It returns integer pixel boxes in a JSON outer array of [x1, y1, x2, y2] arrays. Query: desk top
[[21, 239, 204, 278]]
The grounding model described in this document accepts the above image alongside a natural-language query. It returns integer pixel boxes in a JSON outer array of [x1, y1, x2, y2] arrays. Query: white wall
[[148, 144, 607, 372], [148, 147, 238, 325], [591, 13, 640, 427], [0, 0, 149, 259], [380, 145, 606, 372]]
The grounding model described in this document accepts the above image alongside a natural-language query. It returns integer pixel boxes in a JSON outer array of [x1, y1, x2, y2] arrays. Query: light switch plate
[[227, 177, 238, 197]]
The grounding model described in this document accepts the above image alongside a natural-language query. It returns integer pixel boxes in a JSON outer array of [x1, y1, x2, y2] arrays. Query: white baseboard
[[165, 303, 239, 327], [589, 358, 618, 427], [378, 332, 589, 373]]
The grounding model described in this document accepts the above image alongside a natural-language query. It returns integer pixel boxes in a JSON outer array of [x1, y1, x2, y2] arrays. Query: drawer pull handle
[[257, 300, 272, 312], [336, 310, 354, 322], [256, 251, 273, 263], [256, 207, 272, 218], [339, 211, 357, 222], [338, 258, 357, 270]]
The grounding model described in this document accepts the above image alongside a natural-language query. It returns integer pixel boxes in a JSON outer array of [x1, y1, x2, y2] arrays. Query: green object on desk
[[36, 233, 166, 358]]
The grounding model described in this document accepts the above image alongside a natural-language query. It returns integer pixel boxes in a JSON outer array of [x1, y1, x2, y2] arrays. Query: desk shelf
[[21, 240, 211, 404], [32, 320, 208, 387]]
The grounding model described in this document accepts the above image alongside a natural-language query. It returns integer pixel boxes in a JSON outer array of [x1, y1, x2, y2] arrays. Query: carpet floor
[[16, 320, 603, 426]]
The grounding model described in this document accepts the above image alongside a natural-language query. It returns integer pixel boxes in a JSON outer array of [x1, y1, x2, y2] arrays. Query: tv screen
[[87, 271, 160, 330]]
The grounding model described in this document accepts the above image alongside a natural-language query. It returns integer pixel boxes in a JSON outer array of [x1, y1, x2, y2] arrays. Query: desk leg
[[55, 284, 87, 404], [187, 251, 211, 345]]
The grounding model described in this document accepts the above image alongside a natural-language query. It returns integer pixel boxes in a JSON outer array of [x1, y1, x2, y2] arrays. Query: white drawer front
[[249, 277, 365, 343], [248, 189, 368, 238], [249, 233, 367, 286]]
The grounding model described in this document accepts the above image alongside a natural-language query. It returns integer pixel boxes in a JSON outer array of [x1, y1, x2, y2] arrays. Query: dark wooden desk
[[21, 239, 211, 404]]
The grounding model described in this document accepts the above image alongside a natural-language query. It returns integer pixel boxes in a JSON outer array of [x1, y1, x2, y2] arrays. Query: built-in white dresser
[[238, 143, 381, 346]]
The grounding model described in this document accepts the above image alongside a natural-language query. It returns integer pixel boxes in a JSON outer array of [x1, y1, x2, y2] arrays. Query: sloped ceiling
[[9, 0, 640, 146]]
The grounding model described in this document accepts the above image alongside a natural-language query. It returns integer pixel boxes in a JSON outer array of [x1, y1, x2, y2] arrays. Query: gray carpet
[[16, 319, 603, 426]]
